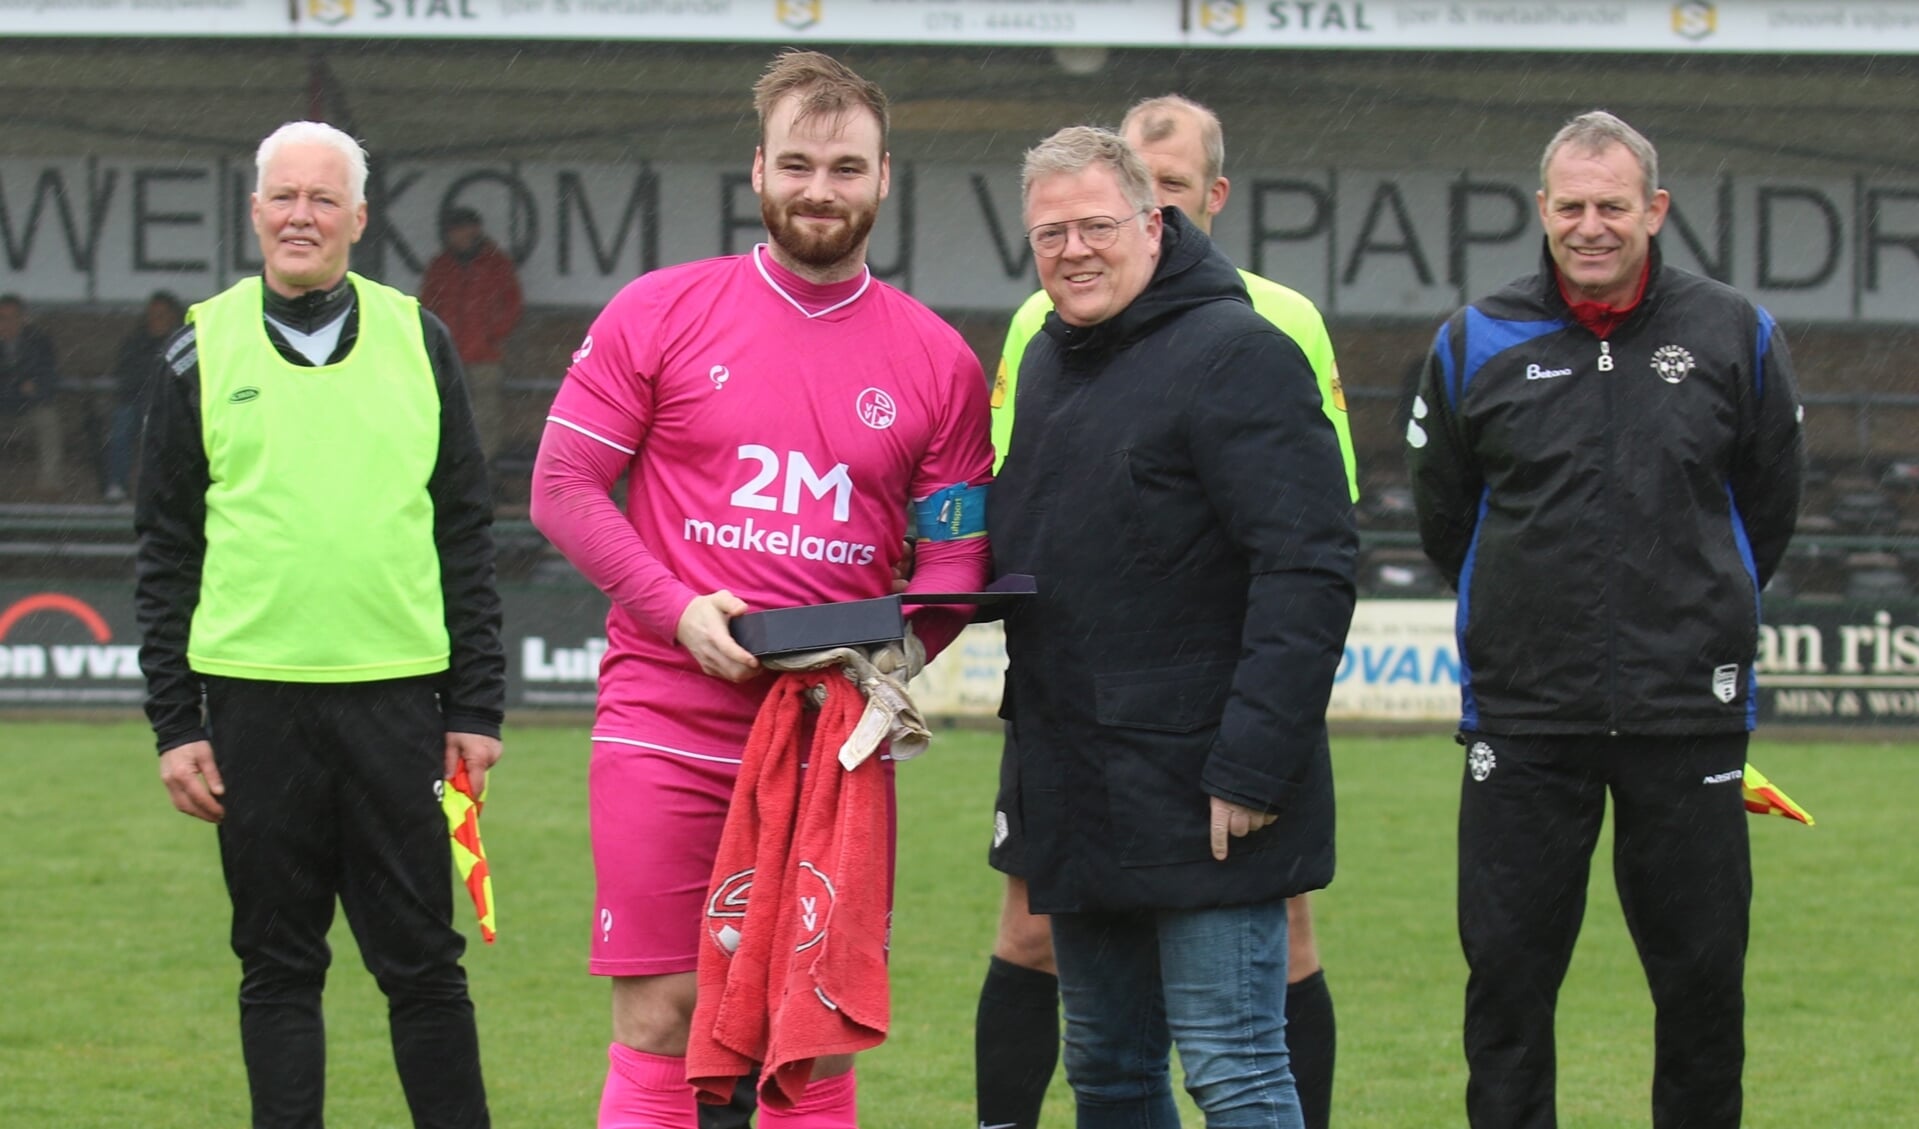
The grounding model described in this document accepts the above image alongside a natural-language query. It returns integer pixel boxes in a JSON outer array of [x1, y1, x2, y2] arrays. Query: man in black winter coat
[[989, 125, 1356, 1128], [1408, 111, 1804, 1129]]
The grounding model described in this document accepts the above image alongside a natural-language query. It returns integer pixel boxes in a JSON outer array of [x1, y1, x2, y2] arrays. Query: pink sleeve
[[900, 339, 997, 662], [547, 279, 663, 451], [902, 537, 991, 660], [529, 421, 699, 644], [910, 345, 996, 502]]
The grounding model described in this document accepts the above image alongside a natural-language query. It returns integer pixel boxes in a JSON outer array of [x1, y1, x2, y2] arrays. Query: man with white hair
[[136, 119, 504, 1129]]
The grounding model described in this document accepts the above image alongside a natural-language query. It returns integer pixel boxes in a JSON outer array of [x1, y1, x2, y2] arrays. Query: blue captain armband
[[913, 481, 988, 542]]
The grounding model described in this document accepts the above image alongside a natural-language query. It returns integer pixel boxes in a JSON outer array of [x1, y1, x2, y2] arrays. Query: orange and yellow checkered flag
[[1742, 762, 1814, 826], [442, 762, 497, 943]]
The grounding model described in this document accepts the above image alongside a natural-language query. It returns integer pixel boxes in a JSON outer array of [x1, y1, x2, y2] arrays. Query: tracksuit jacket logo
[[1469, 741, 1496, 782], [1712, 663, 1740, 703], [1653, 344, 1696, 384]]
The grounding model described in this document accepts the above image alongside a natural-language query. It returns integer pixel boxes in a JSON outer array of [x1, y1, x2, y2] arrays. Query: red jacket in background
[[419, 241, 524, 364]]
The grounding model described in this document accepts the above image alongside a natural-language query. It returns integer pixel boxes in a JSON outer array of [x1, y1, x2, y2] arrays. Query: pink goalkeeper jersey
[[547, 246, 993, 757]]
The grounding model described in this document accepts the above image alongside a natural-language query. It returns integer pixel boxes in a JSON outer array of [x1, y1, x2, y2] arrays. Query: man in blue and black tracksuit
[[1408, 111, 1803, 1129]]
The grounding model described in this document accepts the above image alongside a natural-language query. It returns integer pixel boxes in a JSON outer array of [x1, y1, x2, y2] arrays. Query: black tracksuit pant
[[1457, 731, 1750, 1129], [206, 675, 488, 1129]]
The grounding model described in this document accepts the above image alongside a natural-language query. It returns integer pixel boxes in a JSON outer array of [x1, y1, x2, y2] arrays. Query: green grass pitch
[[1, 721, 1912, 1127]]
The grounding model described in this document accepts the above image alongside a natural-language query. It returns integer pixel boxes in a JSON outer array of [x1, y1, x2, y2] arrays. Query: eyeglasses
[[1026, 209, 1149, 258]]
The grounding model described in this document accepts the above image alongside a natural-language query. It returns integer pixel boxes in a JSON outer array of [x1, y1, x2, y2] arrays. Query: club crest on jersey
[[1651, 344, 1695, 384], [1712, 663, 1740, 703], [856, 387, 897, 430], [793, 860, 836, 953], [705, 868, 753, 956], [1468, 741, 1496, 782]]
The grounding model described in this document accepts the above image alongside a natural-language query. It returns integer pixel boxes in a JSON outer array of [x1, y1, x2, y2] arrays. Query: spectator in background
[[421, 205, 523, 460], [0, 293, 64, 494], [103, 290, 184, 503]]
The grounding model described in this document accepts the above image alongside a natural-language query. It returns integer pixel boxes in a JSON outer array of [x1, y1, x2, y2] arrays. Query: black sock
[[696, 1075, 757, 1129], [1286, 969, 1336, 1129], [975, 956, 1060, 1129]]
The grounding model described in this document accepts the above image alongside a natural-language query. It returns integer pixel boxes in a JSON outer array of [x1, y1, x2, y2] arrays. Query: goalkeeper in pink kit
[[529, 51, 993, 1128]]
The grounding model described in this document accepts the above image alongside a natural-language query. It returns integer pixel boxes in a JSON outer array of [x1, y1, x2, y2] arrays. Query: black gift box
[[728, 574, 1036, 658]]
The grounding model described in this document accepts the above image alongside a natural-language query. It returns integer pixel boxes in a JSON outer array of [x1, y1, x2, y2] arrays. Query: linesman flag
[[1742, 762, 1815, 826], [442, 762, 497, 942]]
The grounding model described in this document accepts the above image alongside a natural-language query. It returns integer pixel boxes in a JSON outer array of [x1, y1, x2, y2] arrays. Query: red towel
[[688, 671, 896, 1110]]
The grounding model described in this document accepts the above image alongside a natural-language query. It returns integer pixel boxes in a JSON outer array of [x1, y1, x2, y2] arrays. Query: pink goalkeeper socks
[[759, 1069, 857, 1129], [599, 1044, 698, 1129]]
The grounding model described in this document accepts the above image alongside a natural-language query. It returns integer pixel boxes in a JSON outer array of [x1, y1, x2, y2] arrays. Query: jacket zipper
[[1599, 336, 1621, 736]]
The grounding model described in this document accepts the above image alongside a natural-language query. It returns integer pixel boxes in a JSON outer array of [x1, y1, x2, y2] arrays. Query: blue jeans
[[1052, 900, 1301, 1129]]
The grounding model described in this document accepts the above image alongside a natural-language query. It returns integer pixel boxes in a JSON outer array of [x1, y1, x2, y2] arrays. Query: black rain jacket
[[1408, 240, 1804, 736]]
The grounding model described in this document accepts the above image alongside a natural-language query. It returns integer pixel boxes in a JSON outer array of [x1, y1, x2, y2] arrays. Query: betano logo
[[0, 592, 142, 680]]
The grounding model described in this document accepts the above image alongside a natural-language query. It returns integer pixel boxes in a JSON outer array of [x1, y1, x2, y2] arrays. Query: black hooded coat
[[990, 208, 1358, 914]]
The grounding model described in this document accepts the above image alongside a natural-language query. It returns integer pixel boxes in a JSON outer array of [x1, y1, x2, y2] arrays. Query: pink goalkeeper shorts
[[588, 737, 741, 976], [586, 734, 899, 977]]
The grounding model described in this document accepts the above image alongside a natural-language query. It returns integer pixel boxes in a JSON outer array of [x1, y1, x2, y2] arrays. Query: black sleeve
[[422, 309, 507, 737], [133, 326, 209, 753], [1190, 327, 1359, 814], [1733, 311, 1805, 587], [1406, 316, 1483, 589]]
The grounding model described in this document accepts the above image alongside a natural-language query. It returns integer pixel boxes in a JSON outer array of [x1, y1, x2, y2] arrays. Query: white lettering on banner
[[0, 643, 141, 680], [0, 645, 46, 678], [1864, 690, 1919, 715], [521, 635, 607, 683], [3, 157, 1915, 323], [1757, 622, 1826, 673], [1834, 610, 1919, 674], [47, 645, 142, 679]]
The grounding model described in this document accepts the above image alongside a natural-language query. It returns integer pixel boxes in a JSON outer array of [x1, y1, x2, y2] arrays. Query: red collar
[[1556, 259, 1650, 339]]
